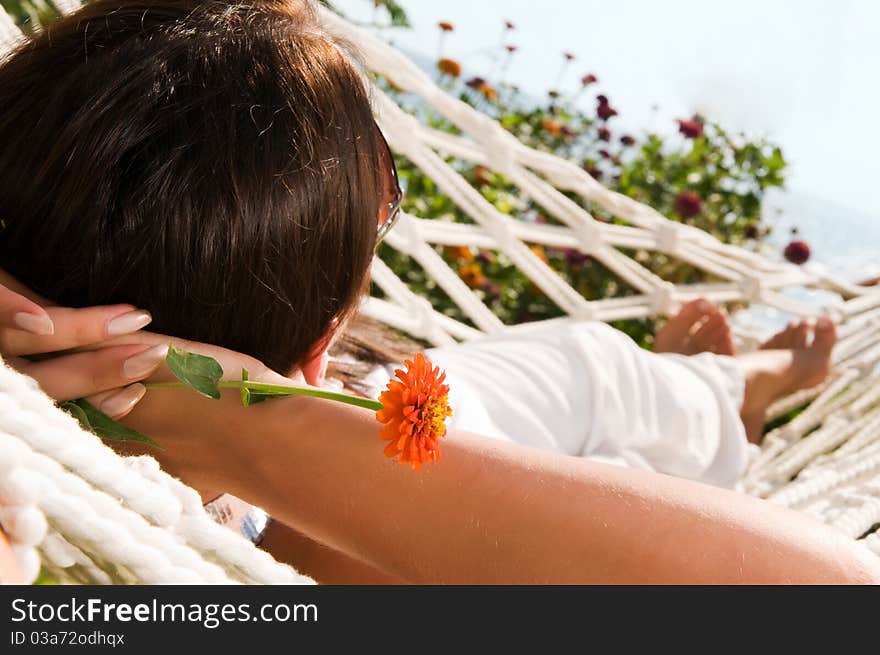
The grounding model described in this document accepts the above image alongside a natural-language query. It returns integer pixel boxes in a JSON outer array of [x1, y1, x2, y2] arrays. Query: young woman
[[0, 0, 877, 583]]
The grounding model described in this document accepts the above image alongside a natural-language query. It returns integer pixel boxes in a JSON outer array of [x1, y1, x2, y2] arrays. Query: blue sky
[[333, 0, 880, 221]]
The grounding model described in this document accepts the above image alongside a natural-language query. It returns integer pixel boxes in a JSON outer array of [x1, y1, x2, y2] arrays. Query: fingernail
[[107, 310, 152, 336], [13, 312, 54, 336], [817, 317, 833, 331], [100, 383, 147, 419], [123, 344, 168, 379]]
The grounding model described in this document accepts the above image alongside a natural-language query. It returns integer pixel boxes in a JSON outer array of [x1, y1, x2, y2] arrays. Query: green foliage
[[319, 0, 410, 27], [60, 399, 160, 448], [374, 25, 787, 348], [0, 0, 59, 32], [165, 345, 223, 399]]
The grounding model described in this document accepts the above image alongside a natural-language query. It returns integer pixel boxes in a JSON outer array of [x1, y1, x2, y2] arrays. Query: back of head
[[0, 0, 380, 373]]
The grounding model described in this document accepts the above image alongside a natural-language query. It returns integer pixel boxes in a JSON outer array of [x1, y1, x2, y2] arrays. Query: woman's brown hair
[[0, 0, 381, 374]]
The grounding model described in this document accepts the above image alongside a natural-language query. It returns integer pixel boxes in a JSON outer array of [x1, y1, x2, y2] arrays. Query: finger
[[81, 331, 282, 384], [12, 344, 167, 401], [0, 284, 53, 335], [0, 305, 151, 356], [85, 384, 147, 420]]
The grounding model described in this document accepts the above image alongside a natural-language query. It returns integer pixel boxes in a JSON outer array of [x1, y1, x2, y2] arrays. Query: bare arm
[[259, 519, 408, 585], [123, 388, 880, 585]]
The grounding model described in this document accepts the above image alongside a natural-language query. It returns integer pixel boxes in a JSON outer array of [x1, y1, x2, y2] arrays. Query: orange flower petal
[[374, 353, 453, 470]]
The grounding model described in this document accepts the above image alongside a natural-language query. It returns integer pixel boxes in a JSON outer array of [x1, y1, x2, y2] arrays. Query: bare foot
[[738, 317, 837, 443], [760, 319, 812, 350], [654, 299, 735, 356]]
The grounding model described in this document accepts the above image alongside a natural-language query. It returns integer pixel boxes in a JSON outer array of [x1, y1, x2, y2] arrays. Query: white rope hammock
[[0, 4, 878, 583]]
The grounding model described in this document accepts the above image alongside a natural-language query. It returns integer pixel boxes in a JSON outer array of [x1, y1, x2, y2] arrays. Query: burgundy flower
[[563, 51, 576, 61], [744, 223, 761, 240], [583, 163, 603, 180], [438, 21, 455, 32], [477, 249, 494, 265], [598, 148, 612, 160], [561, 125, 576, 138], [548, 90, 560, 99], [505, 20, 516, 30], [581, 73, 598, 86], [597, 126, 611, 142], [784, 240, 811, 265], [597, 105, 618, 121], [677, 119, 704, 139], [674, 191, 702, 218], [466, 77, 486, 89], [596, 95, 618, 121], [620, 135, 636, 146], [564, 248, 591, 267], [505, 44, 518, 53], [479, 280, 501, 299]]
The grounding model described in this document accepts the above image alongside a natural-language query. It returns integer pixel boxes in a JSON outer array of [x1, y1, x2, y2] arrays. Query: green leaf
[[60, 399, 161, 449], [165, 345, 223, 399], [381, 0, 411, 27]]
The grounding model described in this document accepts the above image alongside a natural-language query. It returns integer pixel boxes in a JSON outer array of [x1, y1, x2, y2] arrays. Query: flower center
[[420, 394, 450, 437]]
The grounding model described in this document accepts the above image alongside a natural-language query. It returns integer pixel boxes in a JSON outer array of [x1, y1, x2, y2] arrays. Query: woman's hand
[[0, 270, 163, 418]]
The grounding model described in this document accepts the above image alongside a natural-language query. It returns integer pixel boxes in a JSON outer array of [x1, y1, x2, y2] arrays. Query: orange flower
[[479, 83, 498, 102], [445, 245, 474, 261], [530, 244, 549, 264], [473, 165, 493, 186], [438, 21, 455, 32], [459, 263, 487, 288], [437, 57, 462, 78], [376, 354, 453, 470], [541, 118, 562, 136]]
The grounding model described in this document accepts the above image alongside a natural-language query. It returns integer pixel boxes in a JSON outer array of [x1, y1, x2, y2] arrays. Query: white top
[[366, 321, 753, 488]]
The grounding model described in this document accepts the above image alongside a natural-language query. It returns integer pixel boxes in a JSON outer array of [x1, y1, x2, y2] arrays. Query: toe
[[690, 313, 726, 355], [655, 299, 711, 353], [716, 323, 736, 356], [679, 298, 712, 323], [762, 322, 796, 350], [813, 317, 837, 353], [792, 321, 811, 349]]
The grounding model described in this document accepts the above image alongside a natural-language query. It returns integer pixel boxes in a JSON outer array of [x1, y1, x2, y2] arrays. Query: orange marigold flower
[[480, 83, 498, 102], [438, 21, 455, 32], [530, 244, 549, 264], [376, 353, 453, 470], [473, 165, 493, 186], [541, 118, 562, 136], [437, 57, 462, 78], [444, 245, 474, 261], [458, 263, 487, 288]]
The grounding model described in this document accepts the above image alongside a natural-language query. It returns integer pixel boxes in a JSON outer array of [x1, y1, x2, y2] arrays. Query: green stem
[[145, 380, 383, 411]]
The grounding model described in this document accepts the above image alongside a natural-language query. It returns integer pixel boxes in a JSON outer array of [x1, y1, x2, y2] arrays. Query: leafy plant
[[371, 14, 787, 348]]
